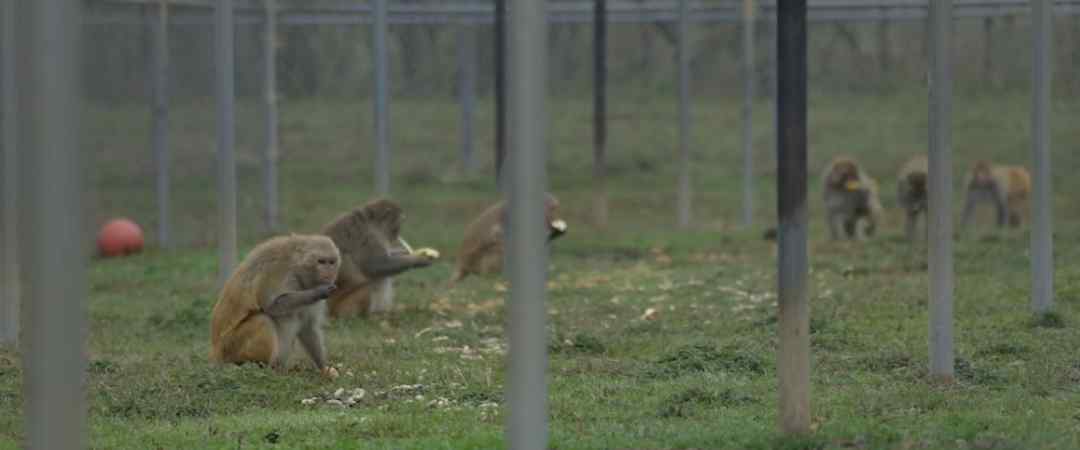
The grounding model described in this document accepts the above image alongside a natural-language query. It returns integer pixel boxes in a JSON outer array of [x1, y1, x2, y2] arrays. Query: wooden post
[[927, 0, 955, 382], [1030, 0, 1053, 315], [216, 0, 238, 286]]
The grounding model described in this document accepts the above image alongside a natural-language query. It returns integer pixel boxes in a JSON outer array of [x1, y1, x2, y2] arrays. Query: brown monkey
[[209, 234, 341, 378], [822, 156, 883, 240], [896, 155, 929, 241], [450, 193, 567, 285], [321, 198, 439, 319], [960, 161, 1031, 231]]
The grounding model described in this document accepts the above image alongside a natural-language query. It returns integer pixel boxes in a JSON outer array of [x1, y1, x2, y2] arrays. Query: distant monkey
[[822, 157, 883, 240], [321, 198, 439, 319], [896, 155, 929, 241], [450, 193, 567, 285], [209, 234, 341, 378], [960, 161, 1031, 232]]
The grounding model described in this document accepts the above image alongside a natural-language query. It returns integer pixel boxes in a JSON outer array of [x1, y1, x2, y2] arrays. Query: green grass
[[3, 90, 1080, 449]]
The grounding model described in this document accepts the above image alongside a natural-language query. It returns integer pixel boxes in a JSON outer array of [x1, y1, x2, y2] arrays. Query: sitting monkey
[[450, 193, 567, 285], [896, 155, 929, 241], [960, 161, 1031, 232], [822, 156, 883, 241], [321, 198, 440, 318], [209, 234, 341, 378]]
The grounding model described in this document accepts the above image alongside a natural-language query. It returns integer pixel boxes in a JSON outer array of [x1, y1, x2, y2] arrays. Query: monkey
[[822, 156, 883, 241], [320, 198, 440, 319], [960, 161, 1031, 232], [450, 192, 567, 285], [209, 234, 341, 378], [896, 155, 929, 241]]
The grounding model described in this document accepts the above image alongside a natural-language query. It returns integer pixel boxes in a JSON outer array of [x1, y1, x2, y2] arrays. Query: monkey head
[[970, 161, 994, 187], [544, 193, 568, 241], [293, 235, 341, 288], [827, 159, 863, 192], [360, 198, 405, 239]]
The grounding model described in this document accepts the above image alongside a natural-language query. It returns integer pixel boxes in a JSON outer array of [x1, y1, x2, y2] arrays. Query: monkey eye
[[318, 258, 336, 265]]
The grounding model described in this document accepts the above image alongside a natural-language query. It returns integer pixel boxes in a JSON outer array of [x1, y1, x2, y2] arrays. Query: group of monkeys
[[821, 155, 1031, 241], [208, 195, 568, 378]]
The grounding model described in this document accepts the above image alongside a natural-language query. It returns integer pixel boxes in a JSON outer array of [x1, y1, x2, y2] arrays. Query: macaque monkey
[[960, 161, 1031, 232], [450, 193, 567, 285], [896, 155, 929, 241], [209, 234, 341, 378], [822, 157, 883, 241], [321, 198, 440, 318]]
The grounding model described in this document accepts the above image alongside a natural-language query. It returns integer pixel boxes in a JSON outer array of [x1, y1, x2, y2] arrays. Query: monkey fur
[[209, 234, 341, 378], [320, 198, 439, 319], [450, 193, 567, 285], [896, 155, 929, 241], [960, 161, 1031, 231], [822, 156, 883, 241]]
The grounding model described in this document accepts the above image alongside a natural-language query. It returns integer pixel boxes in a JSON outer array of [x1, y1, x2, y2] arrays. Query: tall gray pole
[[17, 0, 87, 447], [263, 0, 280, 232], [1030, 0, 1053, 315], [458, 24, 476, 173], [928, 0, 955, 382], [373, 0, 390, 196], [593, 0, 609, 228], [676, 0, 691, 228], [506, 1, 548, 448], [741, 0, 756, 227], [216, 0, 238, 285], [1, 0, 19, 346], [151, 1, 171, 248]]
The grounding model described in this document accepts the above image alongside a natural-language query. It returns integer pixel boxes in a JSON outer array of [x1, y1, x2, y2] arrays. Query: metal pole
[[458, 24, 477, 173], [151, 0, 171, 248], [676, 0, 691, 228], [928, 0, 955, 382], [776, 0, 809, 435], [373, 0, 390, 196], [262, 0, 280, 232], [506, 1, 548, 447], [216, 0, 238, 285], [494, 0, 506, 187], [1, 0, 19, 346], [593, 0, 608, 228], [1030, 0, 1053, 315], [741, 0, 756, 227], [17, 0, 87, 447]]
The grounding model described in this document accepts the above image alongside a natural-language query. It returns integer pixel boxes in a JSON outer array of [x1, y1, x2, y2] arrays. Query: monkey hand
[[414, 247, 440, 260], [321, 366, 340, 380], [314, 283, 337, 300]]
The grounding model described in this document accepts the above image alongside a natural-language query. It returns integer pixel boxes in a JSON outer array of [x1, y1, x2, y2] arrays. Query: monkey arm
[[262, 280, 336, 317], [362, 253, 433, 279]]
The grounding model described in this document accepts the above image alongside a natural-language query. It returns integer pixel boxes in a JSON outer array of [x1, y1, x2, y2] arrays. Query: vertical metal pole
[[506, 2, 548, 448], [494, 0, 506, 186], [458, 24, 477, 173], [928, 0, 955, 382], [676, 0, 691, 228], [0, 0, 19, 346], [1031, 0, 1053, 315], [741, 0, 756, 227], [17, 0, 86, 448], [373, 0, 390, 196], [593, 0, 608, 228], [151, 1, 171, 248], [263, 0, 279, 233], [216, 0, 238, 285], [776, 0, 809, 435]]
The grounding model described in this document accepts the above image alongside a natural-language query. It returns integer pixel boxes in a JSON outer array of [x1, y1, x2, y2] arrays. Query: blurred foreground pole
[[592, 0, 608, 227], [1, 0, 18, 346], [17, 0, 87, 448], [505, 0, 548, 448], [928, 0, 955, 382], [262, 0, 280, 232], [373, 0, 390, 195], [776, 0, 809, 435], [216, 0, 238, 285], [676, 0, 691, 228], [741, 0, 756, 226], [1030, 0, 1053, 315], [458, 24, 477, 173], [494, 0, 506, 186], [151, 1, 171, 247]]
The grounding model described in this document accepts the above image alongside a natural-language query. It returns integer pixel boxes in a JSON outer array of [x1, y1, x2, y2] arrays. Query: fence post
[[741, 0, 756, 227], [1, 0, 19, 346], [927, 0, 955, 382], [263, 0, 280, 233], [216, 0, 238, 286], [592, 0, 608, 228], [1030, 0, 1054, 315], [373, 0, 390, 196], [676, 0, 692, 228], [458, 23, 477, 173], [151, 0, 171, 248]]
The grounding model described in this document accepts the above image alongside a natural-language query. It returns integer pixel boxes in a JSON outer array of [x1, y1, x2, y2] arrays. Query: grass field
[[2, 90, 1080, 449]]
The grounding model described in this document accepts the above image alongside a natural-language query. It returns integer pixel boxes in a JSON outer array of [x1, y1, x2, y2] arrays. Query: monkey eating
[[320, 198, 440, 319], [960, 161, 1031, 232], [822, 157, 883, 241], [209, 234, 341, 378], [450, 193, 567, 285], [896, 155, 929, 241]]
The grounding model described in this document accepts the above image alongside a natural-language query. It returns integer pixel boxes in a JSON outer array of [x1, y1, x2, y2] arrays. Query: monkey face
[[970, 162, 994, 188], [828, 160, 861, 191], [362, 198, 404, 238], [298, 238, 341, 287]]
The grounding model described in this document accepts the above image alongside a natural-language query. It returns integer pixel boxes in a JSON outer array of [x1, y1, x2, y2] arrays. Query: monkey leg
[[217, 314, 279, 366], [297, 321, 329, 370], [477, 249, 504, 275], [826, 213, 844, 240], [1008, 211, 1023, 228], [843, 217, 858, 240]]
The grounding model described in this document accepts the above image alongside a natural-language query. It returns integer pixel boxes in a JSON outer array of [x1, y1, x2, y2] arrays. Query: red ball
[[97, 218, 145, 258]]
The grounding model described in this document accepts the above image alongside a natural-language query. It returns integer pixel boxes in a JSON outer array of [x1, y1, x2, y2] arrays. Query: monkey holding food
[[821, 156, 883, 241], [209, 234, 341, 378], [896, 155, 929, 241], [450, 193, 567, 285], [320, 198, 440, 318], [960, 161, 1031, 232]]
